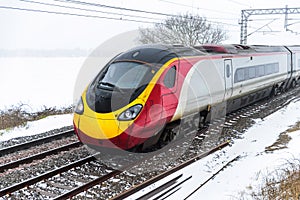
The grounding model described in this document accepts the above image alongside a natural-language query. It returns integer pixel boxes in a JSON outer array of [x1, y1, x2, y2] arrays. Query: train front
[[73, 45, 177, 151]]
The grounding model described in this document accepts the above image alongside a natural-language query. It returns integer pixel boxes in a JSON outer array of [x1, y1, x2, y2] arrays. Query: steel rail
[[140, 175, 190, 200], [111, 141, 230, 200], [53, 168, 122, 200], [184, 155, 241, 199], [0, 154, 96, 197], [0, 141, 82, 172], [0, 129, 74, 156]]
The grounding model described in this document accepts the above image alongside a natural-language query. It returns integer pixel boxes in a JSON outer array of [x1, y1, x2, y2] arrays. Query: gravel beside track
[[0, 126, 73, 149]]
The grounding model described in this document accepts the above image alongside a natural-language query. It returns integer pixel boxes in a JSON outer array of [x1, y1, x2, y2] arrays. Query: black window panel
[[244, 68, 249, 80], [265, 64, 273, 75], [235, 69, 245, 82], [234, 62, 279, 83], [226, 64, 231, 78], [249, 67, 256, 78], [257, 65, 265, 77], [164, 66, 176, 88]]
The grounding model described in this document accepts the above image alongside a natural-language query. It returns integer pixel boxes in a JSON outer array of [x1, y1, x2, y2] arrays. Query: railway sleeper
[[31, 187, 57, 198], [46, 181, 74, 190]]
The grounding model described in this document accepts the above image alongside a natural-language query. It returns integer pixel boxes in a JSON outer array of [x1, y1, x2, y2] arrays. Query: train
[[73, 44, 300, 152]]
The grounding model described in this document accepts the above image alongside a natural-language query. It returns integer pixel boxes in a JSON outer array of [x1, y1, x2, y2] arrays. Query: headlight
[[74, 97, 84, 114], [118, 104, 143, 121]]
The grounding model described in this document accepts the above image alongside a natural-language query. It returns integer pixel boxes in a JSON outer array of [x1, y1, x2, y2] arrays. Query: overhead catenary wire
[[17, 0, 163, 21], [0, 0, 241, 28], [52, 0, 240, 27], [158, 0, 238, 16], [225, 0, 252, 8], [247, 18, 278, 36], [53, 0, 180, 17], [0, 5, 156, 24]]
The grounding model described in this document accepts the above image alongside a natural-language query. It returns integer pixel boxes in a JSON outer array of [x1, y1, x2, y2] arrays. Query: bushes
[[0, 103, 73, 130], [247, 159, 300, 199]]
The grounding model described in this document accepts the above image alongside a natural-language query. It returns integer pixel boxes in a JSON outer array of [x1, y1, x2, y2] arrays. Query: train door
[[291, 52, 296, 75], [224, 59, 233, 100], [161, 60, 179, 118]]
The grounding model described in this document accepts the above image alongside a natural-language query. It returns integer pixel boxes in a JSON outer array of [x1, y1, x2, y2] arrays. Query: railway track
[[0, 129, 80, 173], [0, 87, 299, 199], [111, 141, 230, 200], [117, 154, 241, 200], [0, 129, 74, 156], [0, 141, 81, 173], [0, 141, 230, 200]]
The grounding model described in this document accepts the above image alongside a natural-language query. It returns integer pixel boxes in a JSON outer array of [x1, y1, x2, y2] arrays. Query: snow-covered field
[[0, 57, 82, 143], [0, 57, 85, 111], [128, 98, 300, 199], [0, 113, 73, 142]]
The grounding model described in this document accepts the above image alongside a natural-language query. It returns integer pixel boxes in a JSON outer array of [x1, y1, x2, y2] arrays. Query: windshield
[[97, 61, 155, 90]]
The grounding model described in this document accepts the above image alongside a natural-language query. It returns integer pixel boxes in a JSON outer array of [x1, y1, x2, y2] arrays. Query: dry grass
[[265, 132, 292, 152], [286, 121, 300, 133], [239, 122, 300, 200], [0, 103, 73, 130], [251, 122, 300, 199], [250, 159, 300, 200], [265, 122, 300, 153]]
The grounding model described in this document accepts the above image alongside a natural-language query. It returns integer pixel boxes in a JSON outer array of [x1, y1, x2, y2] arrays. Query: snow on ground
[[192, 99, 300, 199], [0, 57, 81, 142], [0, 57, 84, 111], [0, 113, 73, 142], [127, 98, 300, 200]]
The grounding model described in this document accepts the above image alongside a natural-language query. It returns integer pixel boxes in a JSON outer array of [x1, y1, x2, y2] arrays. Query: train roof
[[114, 44, 206, 64], [195, 44, 289, 54], [285, 45, 300, 52], [113, 44, 296, 65]]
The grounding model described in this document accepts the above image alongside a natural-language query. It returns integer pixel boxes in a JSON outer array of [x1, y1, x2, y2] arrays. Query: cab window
[[164, 66, 176, 88]]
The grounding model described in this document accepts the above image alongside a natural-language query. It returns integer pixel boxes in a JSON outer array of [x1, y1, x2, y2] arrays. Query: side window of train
[[234, 62, 280, 83], [226, 64, 231, 78], [235, 69, 245, 82], [164, 66, 176, 88]]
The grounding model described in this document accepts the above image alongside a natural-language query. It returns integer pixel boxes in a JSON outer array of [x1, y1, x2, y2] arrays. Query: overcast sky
[[1, 0, 300, 50]]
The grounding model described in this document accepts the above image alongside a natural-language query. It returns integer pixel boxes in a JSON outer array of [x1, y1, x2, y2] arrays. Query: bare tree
[[139, 13, 228, 46]]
